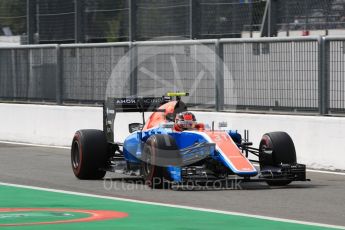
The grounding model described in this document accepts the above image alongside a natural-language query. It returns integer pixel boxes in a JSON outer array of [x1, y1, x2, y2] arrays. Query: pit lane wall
[[1, 103, 344, 171]]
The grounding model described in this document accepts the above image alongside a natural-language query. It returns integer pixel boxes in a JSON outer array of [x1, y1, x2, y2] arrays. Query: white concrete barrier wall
[[0, 103, 344, 171]]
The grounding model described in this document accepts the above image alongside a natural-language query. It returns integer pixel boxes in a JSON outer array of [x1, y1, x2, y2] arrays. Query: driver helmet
[[175, 111, 197, 130]]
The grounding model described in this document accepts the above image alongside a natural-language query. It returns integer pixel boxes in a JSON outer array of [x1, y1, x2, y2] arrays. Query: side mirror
[[129, 123, 143, 133]]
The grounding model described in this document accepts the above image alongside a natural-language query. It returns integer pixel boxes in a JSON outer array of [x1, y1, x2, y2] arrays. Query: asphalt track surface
[[0, 143, 344, 227]]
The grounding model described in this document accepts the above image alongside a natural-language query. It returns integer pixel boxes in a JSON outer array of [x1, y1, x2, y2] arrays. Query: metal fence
[[1, 0, 266, 43], [326, 36, 345, 113], [222, 37, 320, 112], [1, 36, 345, 115], [60, 43, 130, 102], [37, 0, 76, 43], [4, 0, 345, 44], [135, 40, 217, 108], [276, 0, 345, 33], [0, 45, 58, 101]]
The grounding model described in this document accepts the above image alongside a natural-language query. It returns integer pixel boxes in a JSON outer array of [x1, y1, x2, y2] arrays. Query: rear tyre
[[142, 134, 181, 189], [259, 132, 296, 186], [71, 129, 108, 180]]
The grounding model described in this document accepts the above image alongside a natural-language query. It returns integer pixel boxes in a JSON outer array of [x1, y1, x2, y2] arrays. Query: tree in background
[[84, 0, 128, 42], [0, 0, 26, 35]]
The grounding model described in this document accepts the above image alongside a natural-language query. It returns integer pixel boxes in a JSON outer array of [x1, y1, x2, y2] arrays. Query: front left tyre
[[142, 134, 181, 189], [259, 131, 296, 186], [71, 129, 108, 179]]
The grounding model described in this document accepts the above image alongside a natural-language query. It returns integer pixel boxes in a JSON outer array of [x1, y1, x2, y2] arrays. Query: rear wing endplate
[[103, 97, 170, 142]]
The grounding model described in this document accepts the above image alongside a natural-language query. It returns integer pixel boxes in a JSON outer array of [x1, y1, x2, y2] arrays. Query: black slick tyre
[[71, 129, 108, 179], [259, 132, 296, 186], [142, 134, 181, 189]]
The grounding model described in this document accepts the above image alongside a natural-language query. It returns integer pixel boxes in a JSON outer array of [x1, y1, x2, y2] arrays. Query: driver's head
[[175, 111, 196, 130]]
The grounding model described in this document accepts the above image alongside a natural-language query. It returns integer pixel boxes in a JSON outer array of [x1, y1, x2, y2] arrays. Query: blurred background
[[2, 0, 345, 44], [1, 0, 345, 116]]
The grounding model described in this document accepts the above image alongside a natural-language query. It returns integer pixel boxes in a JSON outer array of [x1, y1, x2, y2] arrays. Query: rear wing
[[103, 93, 189, 143], [103, 96, 170, 142], [109, 97, 170, 113]]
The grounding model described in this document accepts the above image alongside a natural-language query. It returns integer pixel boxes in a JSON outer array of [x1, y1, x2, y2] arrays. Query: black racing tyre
[[71, 129, 108, 180], [142, 134, 181, 189], [259, 132, 296, 186]]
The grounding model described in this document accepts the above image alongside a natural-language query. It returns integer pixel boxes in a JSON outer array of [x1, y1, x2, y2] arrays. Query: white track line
[[0, 141, 70, 149], [1, 140, 345, 176], [306, 169, 345, 176], [0, 182, 344, 229]]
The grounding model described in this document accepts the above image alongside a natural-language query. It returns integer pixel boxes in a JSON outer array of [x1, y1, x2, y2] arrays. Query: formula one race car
[[71, 93, 307, 188]]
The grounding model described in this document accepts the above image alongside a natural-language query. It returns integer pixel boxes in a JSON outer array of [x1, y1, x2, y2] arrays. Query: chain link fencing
[[136, 0, 190, 40], [0, 0, 266, 44], [4, 0, 345, 44], [222, 37, 320, 112], [61, 43, 130, 103], [84, 0, 129, 42], [199, 0, 265, 39], [135, 40, 217, 109], [37, 0, 76, 43], [1, 37, 345, 115], [326, 36, 345, 113], [0, 45, 58, 101], [276, 0, 345, 35]]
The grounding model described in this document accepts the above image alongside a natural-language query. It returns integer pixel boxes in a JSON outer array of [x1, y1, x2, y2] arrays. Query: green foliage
[[105, 19, 120, 43], [84, 0, 127, 42], [0, 0, 26, 35]]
